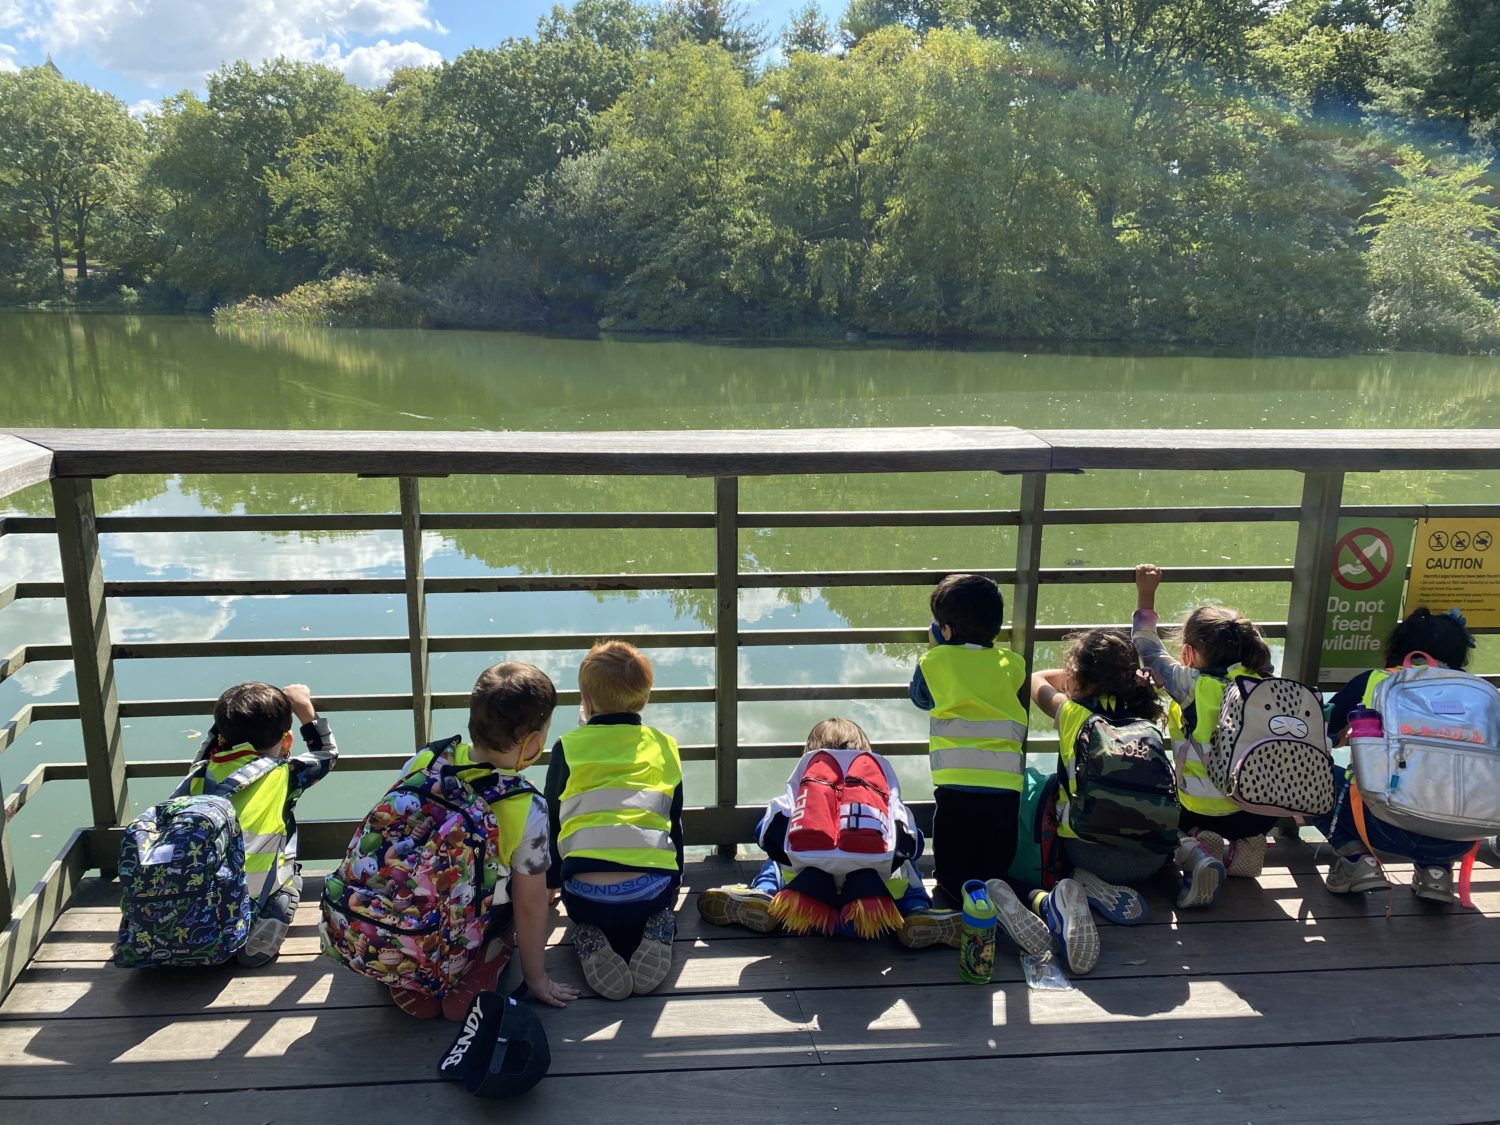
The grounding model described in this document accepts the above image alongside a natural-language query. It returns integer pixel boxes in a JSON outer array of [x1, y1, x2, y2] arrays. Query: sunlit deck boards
[[4, 847, 1500, 1124]]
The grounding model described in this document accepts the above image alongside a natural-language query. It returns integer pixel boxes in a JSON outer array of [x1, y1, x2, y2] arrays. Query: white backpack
[[1206, 676, 1335, 817], [1350, 654, 1500, 841]]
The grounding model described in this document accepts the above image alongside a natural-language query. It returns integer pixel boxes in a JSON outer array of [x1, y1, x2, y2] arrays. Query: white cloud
[[0, 43, 17, 72], [127, 97, 157, 119], [0, 2, 21, 30], [21, 0, 440, 87], [326, 37, 440, 86]]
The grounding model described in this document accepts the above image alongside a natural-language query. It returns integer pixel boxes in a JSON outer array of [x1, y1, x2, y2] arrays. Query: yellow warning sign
[[1404, 518, 1500, 626]]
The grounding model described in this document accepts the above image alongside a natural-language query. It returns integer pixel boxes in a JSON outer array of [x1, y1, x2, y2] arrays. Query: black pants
[[933, 786, 1021, 904], [561, 881, 676, 958], [1178, 808, 1279, 840]]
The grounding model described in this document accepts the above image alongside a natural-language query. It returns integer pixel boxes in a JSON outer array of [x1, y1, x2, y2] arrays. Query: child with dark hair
[[908, 574, 1054, 959], [180, 682, 337, 967], [1133, 565, 1279, 908], [1314, 607, 1480, 902]]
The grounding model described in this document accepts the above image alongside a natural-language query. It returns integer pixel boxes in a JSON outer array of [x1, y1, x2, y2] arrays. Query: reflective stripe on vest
[[558, 724, 681, 871], [191, 747, 292, 897], [919, 644, 1027, 792]]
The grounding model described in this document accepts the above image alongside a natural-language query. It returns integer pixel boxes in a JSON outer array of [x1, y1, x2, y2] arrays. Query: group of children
[[116, 569, 1492, 1022]]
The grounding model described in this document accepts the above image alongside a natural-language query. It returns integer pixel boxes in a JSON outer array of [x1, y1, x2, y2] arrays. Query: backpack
[[1350, 654, 1500, 841], [113, 756, 279, 968], [320, 739, 536, 998], [1069, 714, 1179, 854], [1206, 676, 1334, 818]]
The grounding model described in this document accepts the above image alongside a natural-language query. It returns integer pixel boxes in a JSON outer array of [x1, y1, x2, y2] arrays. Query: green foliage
[[1249, 0, 1390, 113], [1362, 149, 1500, 350], [1370, 0, 1500, 144], [781, 2, 835, 54], [213, 271, 432, 329], [656, 1, 770, 68]]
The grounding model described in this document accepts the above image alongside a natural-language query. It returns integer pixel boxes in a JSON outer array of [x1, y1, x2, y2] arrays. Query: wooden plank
[[0, 832, 88, 1001], [1011, 472, 1046, 719], [0, 435, 52, 503], [1282, 471, 1344, 683], [49, 477, 128, 837], [9, 426, 1053, 478], [11, 1038, 1496, 1125], [713, 477, 739, 853], [399, 477, 432, 747], [1037, 428, 1500, 472]]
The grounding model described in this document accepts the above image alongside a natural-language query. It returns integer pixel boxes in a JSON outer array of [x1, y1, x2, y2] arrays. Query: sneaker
[[1039, 878, 1100, 976], [698, 885, 777, 933], [1324, 854, 1389, 895], [236, 881, 300, 968], [1174, 837, 1225, 909], [1479, 836, 1500, 868], [983, 878, 1053, 957], [628, 909, 676, 996], [1412, 865, 1456, 905], [1071, 868, 1148, 926], [897, 907, 963, 950], [575, 923, 633, 1001], [1193, 830, 1267, 878]]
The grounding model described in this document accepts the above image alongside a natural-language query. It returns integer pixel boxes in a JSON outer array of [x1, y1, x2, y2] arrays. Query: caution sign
[[1320, 518, 1415, 683], [1405, 518, 1500, 627]]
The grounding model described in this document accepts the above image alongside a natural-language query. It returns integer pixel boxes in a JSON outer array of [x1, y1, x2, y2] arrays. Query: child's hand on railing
[[1135, 564, 1162, 612], [282, 683, 318, 725]]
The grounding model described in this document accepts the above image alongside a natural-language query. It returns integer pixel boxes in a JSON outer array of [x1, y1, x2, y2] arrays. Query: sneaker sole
[[1412, 886, 1457, 905], [1327, 876, 1391, 895], [984, 879, 1053, 957], [698, 889, 777, 933], [1071, 869, 1148, 926], [1176, 857, 1225, 909], [578, 936, 634, 1001], [628, 938, 674, 995], [1051, 880, 1100, 976], [898, 913, 963, 950]]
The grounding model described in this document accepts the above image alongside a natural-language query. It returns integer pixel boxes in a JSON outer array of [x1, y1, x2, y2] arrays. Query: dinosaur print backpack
[[1206, 676, 1334, 818], [320, 739, 535, 997], [114, 756, 279, 967]]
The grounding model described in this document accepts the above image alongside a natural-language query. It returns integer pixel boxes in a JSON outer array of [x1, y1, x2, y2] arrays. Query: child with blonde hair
[[546, 641, 685, 1000]]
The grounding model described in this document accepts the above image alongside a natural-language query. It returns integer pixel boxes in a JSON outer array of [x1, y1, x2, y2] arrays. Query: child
[[908, 573, 1056, 959], [1315, 608, 1480, 902], [179, 682, 337, 967], [1133, 564, 1275, 907], [699, 718, 960, 949], [546, 641, 684, 1001], [1028, 628, 1175, 902]]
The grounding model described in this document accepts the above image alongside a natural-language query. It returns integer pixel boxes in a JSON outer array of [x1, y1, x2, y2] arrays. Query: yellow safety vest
[[919, 644, 1026, 791], [1170, 665, 1262, 817], [557, 724, 682, 872], [190, 746, 291, 899], [1362, 669, 1391, 708], [406, 742, 536, 895]]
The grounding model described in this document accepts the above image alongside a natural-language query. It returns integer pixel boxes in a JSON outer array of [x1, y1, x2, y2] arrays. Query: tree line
[[1, 0, 1498, 352]]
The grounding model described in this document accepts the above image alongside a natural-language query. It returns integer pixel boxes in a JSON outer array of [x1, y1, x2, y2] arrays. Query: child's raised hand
[[282, 683, 317, 724], [1134, 564, 1163, 594], [527, 972, 580, 1008]]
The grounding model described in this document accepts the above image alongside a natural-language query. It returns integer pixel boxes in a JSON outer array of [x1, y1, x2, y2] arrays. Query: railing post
[[714, 477, 739, 855], [400, 477, 432, 747], [0, 781, 14, 927], [1282, 471, 1345, 684], [51, 477, 129, 843], [1011, 472, 1048, 731]]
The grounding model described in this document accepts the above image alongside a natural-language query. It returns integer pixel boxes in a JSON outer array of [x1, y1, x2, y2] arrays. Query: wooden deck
[[4, 845, 1500, 1124]]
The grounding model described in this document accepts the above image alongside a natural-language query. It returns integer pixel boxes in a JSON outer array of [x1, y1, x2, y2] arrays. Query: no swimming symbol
[[1334, 527, 1394, 592]]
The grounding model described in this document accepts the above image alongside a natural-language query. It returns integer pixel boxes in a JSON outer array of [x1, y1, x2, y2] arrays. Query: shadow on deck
[[4, 843, 1500, 1124]]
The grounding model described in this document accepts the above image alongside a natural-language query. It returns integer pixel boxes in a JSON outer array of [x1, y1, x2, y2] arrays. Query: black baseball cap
[[437, 991, 551, 1098]]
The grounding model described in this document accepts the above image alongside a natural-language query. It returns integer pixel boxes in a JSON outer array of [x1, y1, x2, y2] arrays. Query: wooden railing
[[3, 425, 1500, 996]]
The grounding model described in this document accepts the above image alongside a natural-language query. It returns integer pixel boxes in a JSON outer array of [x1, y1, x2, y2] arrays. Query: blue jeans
[[751, 859, 934, 938], [1308, 764, 1474, 866]]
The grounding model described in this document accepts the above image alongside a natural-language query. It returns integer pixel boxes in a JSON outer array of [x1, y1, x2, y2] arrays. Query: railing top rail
[[4, 426, 1051, 477], [0, 434, 53, 502], [10, 427, 1500, 479]]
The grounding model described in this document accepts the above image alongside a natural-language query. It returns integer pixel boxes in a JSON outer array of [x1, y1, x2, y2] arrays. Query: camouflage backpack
[[1069, 714, 1179, 854], [320, 738, 536, 998], [114, 757, 279, 968]]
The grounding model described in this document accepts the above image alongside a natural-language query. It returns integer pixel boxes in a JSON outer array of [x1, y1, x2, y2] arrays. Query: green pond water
[[4, 310, 1500, 883]]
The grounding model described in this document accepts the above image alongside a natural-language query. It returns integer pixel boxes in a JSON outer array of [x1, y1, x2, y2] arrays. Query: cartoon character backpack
[[114, 756, 279, 968], [1206, 676, 1334, 818], [759, 748, 913, 938], [320, 738, 536, 997], [1350, 653, 1500, 840], [1069, 712, 1179, 853]]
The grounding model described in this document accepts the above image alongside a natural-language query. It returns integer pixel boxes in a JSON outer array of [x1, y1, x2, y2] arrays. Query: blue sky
[[0, 1, 828, 113]]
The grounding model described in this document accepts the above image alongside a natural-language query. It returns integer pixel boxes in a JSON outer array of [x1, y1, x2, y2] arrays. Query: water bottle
[[1348, 708, 1384, 739], [959, 879, 997, 984]]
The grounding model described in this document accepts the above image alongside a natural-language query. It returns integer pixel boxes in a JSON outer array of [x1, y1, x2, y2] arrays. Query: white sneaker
[[982, 879, 1052, 957], [1324, 854, 1388, 895], [1040, 878, 1099, 975], [1411, 865, 1456, 905], [1174, 837, 1225, 909]]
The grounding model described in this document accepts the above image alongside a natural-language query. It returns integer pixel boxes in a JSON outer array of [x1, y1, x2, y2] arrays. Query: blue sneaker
[[1071, 868, 1148, 926], [1174, 836, 1225, 910], [1040, 878, 1099, 975]]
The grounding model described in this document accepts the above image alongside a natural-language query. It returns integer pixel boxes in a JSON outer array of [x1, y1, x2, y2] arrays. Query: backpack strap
[[169, 753, 279, 800], [1347, 779, 1395, 920]]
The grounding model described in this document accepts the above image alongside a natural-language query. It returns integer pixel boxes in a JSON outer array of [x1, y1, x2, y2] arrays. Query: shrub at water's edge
[[214, 273, 432, 329]]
